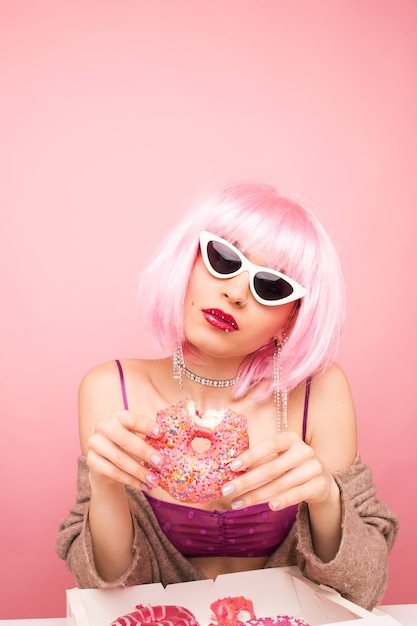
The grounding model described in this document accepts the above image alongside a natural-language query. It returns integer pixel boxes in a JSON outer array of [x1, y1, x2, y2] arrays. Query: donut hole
[[191, 436, 212, 453]]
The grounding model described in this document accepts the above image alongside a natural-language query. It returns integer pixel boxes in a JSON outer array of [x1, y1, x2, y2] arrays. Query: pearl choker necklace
[[173, 347, 237, 389]]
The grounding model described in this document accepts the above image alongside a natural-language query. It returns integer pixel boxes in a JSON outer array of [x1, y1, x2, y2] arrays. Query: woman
[[56, 182, 398, 610]]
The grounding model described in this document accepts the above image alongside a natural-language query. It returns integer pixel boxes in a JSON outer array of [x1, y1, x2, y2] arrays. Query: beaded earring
[[173, 345, 184, 390], [274, 336, 288, 433]]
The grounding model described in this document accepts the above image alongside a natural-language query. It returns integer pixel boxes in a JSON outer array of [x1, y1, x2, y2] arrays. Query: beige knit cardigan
[[56, 455, 399, 610]]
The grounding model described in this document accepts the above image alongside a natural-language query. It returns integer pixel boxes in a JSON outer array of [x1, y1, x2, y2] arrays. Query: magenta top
[[115, 359, 311, 558]]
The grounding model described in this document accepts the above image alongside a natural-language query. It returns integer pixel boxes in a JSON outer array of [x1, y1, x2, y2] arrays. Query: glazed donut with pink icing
[[146, 399, 249, 503]]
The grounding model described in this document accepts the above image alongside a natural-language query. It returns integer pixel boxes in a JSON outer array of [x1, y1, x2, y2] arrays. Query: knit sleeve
[[55, 457, 205, 589], [293, 455, 399, 610], [55, 457, 154, 589]]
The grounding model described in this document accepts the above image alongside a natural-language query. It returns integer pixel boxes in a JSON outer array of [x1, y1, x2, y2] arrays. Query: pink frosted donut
[[246, 618, 311, 626], [146, 399, 249, 503], [111, 604, 200, 626], [209, 596, 256, 626], [208, 597, 311, 626]]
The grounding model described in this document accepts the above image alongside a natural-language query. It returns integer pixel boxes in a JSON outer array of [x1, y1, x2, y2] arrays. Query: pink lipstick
[[202, 308, 239, 332]]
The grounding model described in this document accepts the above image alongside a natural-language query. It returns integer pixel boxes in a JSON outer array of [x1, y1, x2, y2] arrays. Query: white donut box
[[66, 566, 401, 626]]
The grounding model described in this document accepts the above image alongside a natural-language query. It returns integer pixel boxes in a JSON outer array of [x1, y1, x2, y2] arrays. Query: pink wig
[[139, 182, 345, 398]]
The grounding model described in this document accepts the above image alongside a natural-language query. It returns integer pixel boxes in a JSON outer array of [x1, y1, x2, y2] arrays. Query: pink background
[[1, 0, 416, 619]]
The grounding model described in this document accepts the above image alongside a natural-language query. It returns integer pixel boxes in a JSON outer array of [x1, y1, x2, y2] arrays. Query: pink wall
[[1, 0, 416, 618]]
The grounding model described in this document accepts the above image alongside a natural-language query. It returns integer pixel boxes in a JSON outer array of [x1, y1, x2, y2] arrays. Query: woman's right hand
[[86, 410, 162, 492]]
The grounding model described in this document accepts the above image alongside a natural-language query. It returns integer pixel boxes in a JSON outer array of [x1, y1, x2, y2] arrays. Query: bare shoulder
[[78, 358, 171, 453], [79, 360, 125, 410], [78, 359, 147, 452], [78, 361, 123, 451], [78, 358, 154, 403], [311, 362, 354, 402], [307, 362, 357, 471]]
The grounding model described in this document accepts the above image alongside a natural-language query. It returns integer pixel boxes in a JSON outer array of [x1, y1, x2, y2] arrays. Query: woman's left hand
[[221, 431, 336, 511]]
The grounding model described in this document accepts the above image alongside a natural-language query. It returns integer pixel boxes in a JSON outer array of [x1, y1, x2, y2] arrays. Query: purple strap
[[115, 359, 312, 438], [302, 376, 312, 441], [115, 359, 129, 410]]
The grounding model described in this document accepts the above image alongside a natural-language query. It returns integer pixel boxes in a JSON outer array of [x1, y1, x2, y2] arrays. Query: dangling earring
[[273, 336, 288, 433], [173, 345, 184, 390]]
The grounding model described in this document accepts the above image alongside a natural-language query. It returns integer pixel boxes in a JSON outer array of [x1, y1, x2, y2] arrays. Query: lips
[[202, 308, 239, 332]]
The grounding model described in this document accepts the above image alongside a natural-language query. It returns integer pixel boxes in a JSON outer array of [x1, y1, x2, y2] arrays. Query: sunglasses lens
[[207, 240, 242, 275], [254, 271, 294, 302]]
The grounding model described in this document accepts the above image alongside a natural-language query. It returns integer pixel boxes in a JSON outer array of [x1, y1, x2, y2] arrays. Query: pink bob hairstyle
[[139, 182, 345, 399]]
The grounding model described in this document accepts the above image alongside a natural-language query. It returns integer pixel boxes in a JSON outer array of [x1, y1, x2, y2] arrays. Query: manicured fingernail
[[221, 483, 236, 497], [150, 453, 162, 467], [145, 473, 159, 486], [230, 459, 244, 471], [270, 500, 281, 511], [150, 425, 161, 437], [231, 498, 245, 510]]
